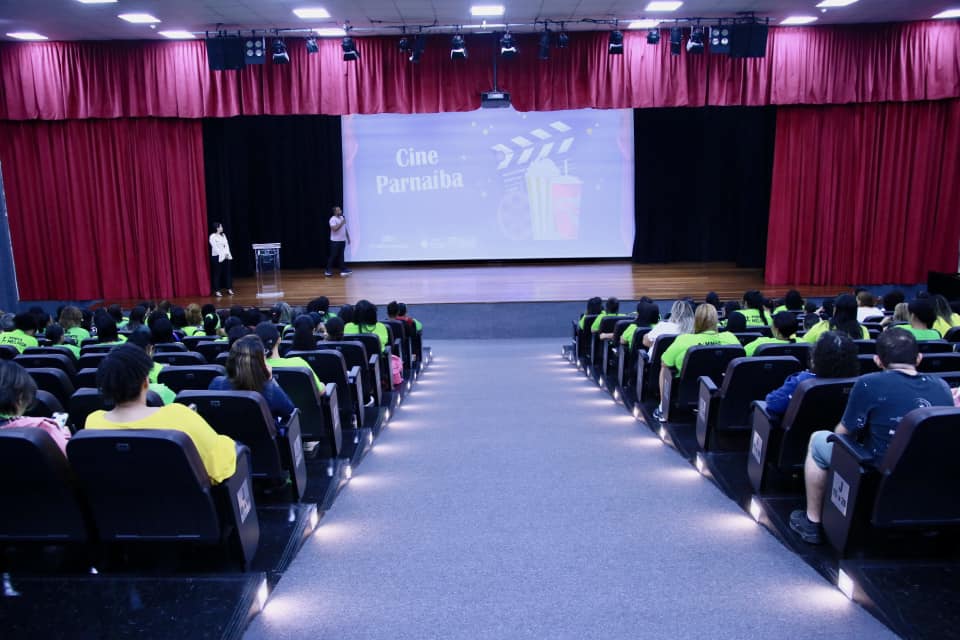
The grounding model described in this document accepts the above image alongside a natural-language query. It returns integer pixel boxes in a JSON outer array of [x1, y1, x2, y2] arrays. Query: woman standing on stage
[[209, 222, 234, 297]]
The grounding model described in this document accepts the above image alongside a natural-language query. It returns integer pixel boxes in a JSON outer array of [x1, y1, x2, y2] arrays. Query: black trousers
[[326, 240, 347, 273], [211, 257, 233, 291]]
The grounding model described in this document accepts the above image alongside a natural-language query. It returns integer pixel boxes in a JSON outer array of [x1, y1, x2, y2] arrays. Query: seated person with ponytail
[[344, 300, 390, 353], [802, 294, 869, 343], [744, 312, 800, 356], [654, 304, 741, 421], [729, 290, 771, 328], [621, 301, 660, 348], [85, 345, 237, 484]]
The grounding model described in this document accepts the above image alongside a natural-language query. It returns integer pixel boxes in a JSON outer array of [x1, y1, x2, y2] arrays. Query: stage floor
[[169, 261, 840, 307]]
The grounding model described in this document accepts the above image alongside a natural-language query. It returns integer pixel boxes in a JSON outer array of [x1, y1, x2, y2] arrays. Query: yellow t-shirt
[[802, 319, 869, 344], [85, 403, 237, 484], [933, 315, 960, 338]]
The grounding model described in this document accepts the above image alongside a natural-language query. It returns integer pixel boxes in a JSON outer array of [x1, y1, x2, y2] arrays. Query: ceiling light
[[341, 36, 358, 61], [159, 30, 194, 39], [305, 36, 319, 53], [557, 31, 569, 48], [313, 27, 346, 36], [499, 32, 517, 57], [293, 7, 331, 19], [119, 13, 161, 24], [398, 35, 410, 51], [271, 39, 290, 64], [646, 29, 660, 44], [645, 1, 683, 11], [463, 23, 507, 29], [780, 16, 818, 25], [77, 0, 118, 3], [471, 5, 505, 17], [450, 34, 467, 60], [6, 32, 49, 41], [538, 29, 551, 59], [608, 30, 624, 55], [628, 20, 661, 29], [816, 0, 858, 6], [932, 8, 960, 18]]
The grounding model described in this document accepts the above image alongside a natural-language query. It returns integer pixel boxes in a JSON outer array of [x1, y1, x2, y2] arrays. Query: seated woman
[[744, 312, 799, 356], [880, 301, 911, 328], [201, 312, 223, 338], [643, 300, 694, 349], [291, 315, 320, 351], [577, 297, 603, 332], [86, 345, 236, 484], [621, 301, 660, 348], [802, 294, 869, 343], [125, 327, 177, 405], [94, 314, 127, 346], [730, 290, 771, 328], [126, 305, 147, 332], [655, 304, 741, 421], [855, 291, 885, 322], [0, 360, 69, 454], [209, 335, 295, 421], [58, 306, 90, 346], [590, 297, 620, 333], [723, 311, 748, 333], [45, 324, 80, 359], [255, 322, 324, 394], [764, 331, 859, 420], [148, 314, 179, 346], [344, 300, 389, 352], [931, 294, 960, 337], [322, 316, 345, 342], [902, 300, 942, 341], [182, 304, 205, 337]]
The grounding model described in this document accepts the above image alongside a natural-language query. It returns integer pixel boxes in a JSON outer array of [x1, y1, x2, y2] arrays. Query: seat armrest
[[348, 365, 361, 380], [827, 433, 876, 466], [698, 375, 718, 395], [751, 400, 772, 422], [368, 354, 378, 368]]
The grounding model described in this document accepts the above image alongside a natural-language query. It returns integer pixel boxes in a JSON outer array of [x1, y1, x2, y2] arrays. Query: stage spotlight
[[709, 24, 730, 54], [271, 38, 290, 64], [451, 33, 467, 59], [398, 36, 410, 51], [538, 28, 551, 60], [499, 32, 517, 57], [305, 36, 319, 53], [669, 26, 682, 54], [341, 35, 359, 61], [557, 30, 569, 48], [686, 26, 704, 53], [409, 34, 426, 63], [647, 28, 660, 44], [608, 30, 624, 54]]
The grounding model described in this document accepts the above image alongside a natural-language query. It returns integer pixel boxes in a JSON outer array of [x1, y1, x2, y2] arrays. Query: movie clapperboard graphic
[[491, 121, 582, 241]]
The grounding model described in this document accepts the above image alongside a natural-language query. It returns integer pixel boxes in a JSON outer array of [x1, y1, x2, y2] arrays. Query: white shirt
[[329, 215, 347, 242], [857, 306, 884, 322], [644, 320, 681, 344], [209, 232, 232, 262]]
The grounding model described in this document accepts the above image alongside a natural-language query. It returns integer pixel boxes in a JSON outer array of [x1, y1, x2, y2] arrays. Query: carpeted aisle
[[245, 339, 896, 639]]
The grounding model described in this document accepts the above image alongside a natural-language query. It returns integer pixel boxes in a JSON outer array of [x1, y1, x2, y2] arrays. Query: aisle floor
[[245, 339, 896, 639]]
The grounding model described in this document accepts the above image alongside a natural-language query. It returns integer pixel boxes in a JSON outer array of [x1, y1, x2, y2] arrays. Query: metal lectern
[[252, 243, 283, 299]]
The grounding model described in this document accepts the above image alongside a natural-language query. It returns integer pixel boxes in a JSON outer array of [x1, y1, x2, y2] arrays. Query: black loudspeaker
[[730, 23, 768, 58], [206, 37, 245, 70], [669, 27, 682, 55]]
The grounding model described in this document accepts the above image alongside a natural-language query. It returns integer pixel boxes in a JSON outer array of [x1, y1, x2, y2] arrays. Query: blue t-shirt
[[764, 370, 816, 420], [208, 376, 295, 421], [841, 370, 953, 458]]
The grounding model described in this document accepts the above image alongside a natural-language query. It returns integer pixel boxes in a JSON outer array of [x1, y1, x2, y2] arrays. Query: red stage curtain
[[0, 119, 210, 299], [1, 21, 957, 120], [765, 99, 960, 286]]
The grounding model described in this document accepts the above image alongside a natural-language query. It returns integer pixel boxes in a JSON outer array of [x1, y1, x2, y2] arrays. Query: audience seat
[[157, 365, 227, 393], [74, 367, 98, 389], [574, 314, 598, 371], [26, 368, 76, 408], [822, 407, 960, 556], [271, 367, 342, 459], [697, 356, 803, 452], [67, 430, 259, 570], [0, 344, 18, 360], [353, 333, 394, 393], [617, 326, 652, 405], [80, 344, 114, 355], [917, 340, 953, 354], [24, 390, 66, 419], [197, 341, 230, 364], [854, 340, 876, 355], [747, 377, 859, 492], [182, 336, 212, 351], [0, 428, 90, 545], [154, 343, 189, 353], [383, 319, 410, 377], [175, 390, 307, 501], [918, 353, 960, 373], [590, 315, 629, 380], [153, 351, 206, 367], [752, 342, 811, 362], [23, 346, 78, 362], [322, 341, 381, 406], [15, 353, 76, 380], [77, 353, 108, 372], [636, 335, 677, 405], [943, 326, 960, 343], [730, 332, 764, 347], [661, 345, 745, 421], [287, 349, 364, 430]]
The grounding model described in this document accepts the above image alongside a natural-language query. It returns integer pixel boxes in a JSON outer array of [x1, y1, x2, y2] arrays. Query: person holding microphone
[[325, 206, 352, 277], [209, 222, 234, 297]]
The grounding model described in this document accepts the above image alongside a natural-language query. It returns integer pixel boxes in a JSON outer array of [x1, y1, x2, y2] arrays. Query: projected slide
[[342, 108, 634, 262]]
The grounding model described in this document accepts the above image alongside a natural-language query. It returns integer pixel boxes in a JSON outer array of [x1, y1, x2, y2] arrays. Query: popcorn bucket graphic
[[525, 159, 582, 240], [550, 176, 582, 239]]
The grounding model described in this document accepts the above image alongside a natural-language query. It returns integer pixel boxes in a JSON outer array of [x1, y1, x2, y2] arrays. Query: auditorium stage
[[197, 261, 840, 307]]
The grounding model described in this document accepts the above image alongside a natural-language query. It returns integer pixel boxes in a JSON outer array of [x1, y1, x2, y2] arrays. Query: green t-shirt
[[902, 326, 942, 341], [621, 324, 638, 346], [0, 329, 39, 353], [98, 336, 128, 346], [732, 308, 772, 327], [268, 356, 324, 394], [57, 343, 81, 359], [150, 382, 176, 405], [744, 336, 792, 357], [344, 322, 389, 352], [661, 331, 742, 375], [149, 361, 165, 385], [65, 326, 91, 345], [184, 326, 206, 337], [590, 311, 612, 333], [802, 320, 869, 344]]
